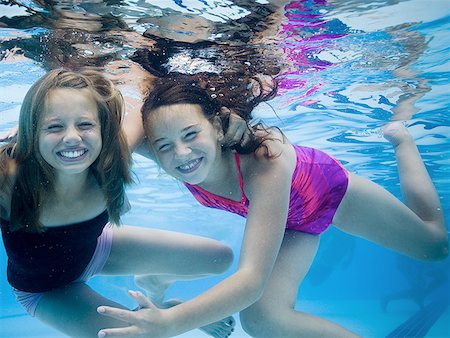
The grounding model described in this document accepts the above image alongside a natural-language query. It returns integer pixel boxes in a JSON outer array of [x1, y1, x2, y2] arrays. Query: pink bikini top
[[184, 153, 250, 217], [184, 146, 349, 235]]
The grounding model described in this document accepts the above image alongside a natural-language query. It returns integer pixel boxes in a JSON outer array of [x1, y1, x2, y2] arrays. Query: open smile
[[57, 149, 88, 161], [176, 157, 203, 174]]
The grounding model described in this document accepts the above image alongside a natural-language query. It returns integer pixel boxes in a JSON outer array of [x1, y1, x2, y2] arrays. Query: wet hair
[[130, 6, 281, 81], [141, 74, 278, 156], [0, 68, 132, 232], [131, 37, 281, 80]]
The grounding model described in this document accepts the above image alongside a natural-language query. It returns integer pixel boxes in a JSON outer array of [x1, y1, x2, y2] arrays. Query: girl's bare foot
[[248, 74, 277, 101], [198, 315, 235, 338], [383, 121, 413, 147], [1, 48, 31, 63], [134, 275, 171, 305], [161, 299, 235, 338]]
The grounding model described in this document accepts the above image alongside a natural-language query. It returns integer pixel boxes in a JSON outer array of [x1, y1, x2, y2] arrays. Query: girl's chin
[[177, 173, 204, 185]]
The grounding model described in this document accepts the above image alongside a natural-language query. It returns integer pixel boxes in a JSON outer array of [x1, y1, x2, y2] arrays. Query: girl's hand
[[221, 108, 251, 148], [97, 290, 171, 338]]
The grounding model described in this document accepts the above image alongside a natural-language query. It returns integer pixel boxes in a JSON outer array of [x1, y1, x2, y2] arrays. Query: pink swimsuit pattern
[[184, 145, 348, 234]]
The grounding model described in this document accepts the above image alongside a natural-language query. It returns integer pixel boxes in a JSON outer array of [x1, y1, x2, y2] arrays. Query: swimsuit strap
[[234, 152, 246, 202]]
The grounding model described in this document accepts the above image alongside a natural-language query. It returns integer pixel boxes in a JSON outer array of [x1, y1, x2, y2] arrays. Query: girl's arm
[[97, 144, 295, 337], [122, 94, 147, 152], [104, 60, 154, 153]]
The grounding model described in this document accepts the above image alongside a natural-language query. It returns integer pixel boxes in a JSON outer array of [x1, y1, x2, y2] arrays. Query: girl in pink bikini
[[97, 75, 447, 337]]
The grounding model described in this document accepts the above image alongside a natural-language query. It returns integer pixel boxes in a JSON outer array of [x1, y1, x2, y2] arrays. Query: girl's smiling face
[[146, 103, 223, 185], [38, 88, 102, 177]]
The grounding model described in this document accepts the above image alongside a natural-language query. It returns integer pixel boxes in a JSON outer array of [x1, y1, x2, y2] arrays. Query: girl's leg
[[101, 225, 235, 337], [35, 282, 128, 337], [240, 231, 359, 337], [333, 122, 447, 260], [102, 225, 233, 283]]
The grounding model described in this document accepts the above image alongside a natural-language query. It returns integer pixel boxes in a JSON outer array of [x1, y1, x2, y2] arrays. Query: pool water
[[1, 0, 449, 337]]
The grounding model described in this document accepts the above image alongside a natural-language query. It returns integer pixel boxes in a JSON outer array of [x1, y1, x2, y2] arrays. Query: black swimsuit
[[1, 210, 108, 292]]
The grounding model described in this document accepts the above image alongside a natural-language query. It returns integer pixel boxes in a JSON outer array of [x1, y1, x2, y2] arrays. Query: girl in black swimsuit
[[0, 68, 237, 338]]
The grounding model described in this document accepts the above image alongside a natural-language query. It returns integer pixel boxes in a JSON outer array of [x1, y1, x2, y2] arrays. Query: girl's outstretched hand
[[97, 290, 170, 338]]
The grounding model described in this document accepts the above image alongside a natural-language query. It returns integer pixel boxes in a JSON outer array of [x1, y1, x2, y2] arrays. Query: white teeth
[[178, 158, 200, 171], [59, 150, 86, 158]]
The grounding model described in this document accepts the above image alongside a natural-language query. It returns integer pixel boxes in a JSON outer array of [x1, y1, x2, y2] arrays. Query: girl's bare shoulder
[[254, 127, 294, 161], [240, 130, 296, 179]]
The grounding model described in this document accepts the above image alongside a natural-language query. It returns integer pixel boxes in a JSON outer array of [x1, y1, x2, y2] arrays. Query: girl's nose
[[63, 126, 82, 144], [174, 142, 192, 157]]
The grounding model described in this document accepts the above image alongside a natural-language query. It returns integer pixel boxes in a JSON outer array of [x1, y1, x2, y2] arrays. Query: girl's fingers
[[97, 290, 155, 323], [97, 306, 137, 324], [222, 110, 247, 146], [98, 325, 141, 337], [128, 290, 153, 309], [239, 129, 251, 147]]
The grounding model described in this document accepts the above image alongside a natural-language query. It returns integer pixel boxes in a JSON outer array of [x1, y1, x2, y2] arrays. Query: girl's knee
[[211, 243, 234, 273], [239, 303, 274, 336], [425, 228, 449, 261]]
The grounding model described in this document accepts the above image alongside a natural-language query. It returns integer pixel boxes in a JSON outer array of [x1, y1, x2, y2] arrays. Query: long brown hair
[[0, 68, 132, 232]]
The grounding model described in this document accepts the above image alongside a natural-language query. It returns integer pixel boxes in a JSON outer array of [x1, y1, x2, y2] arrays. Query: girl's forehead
[[147, 104, 209, 137], [151, 103, 205, 122], [42, 88, 99, 119], [46, 87, 96, 105], [44, 88, 97, 108]]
